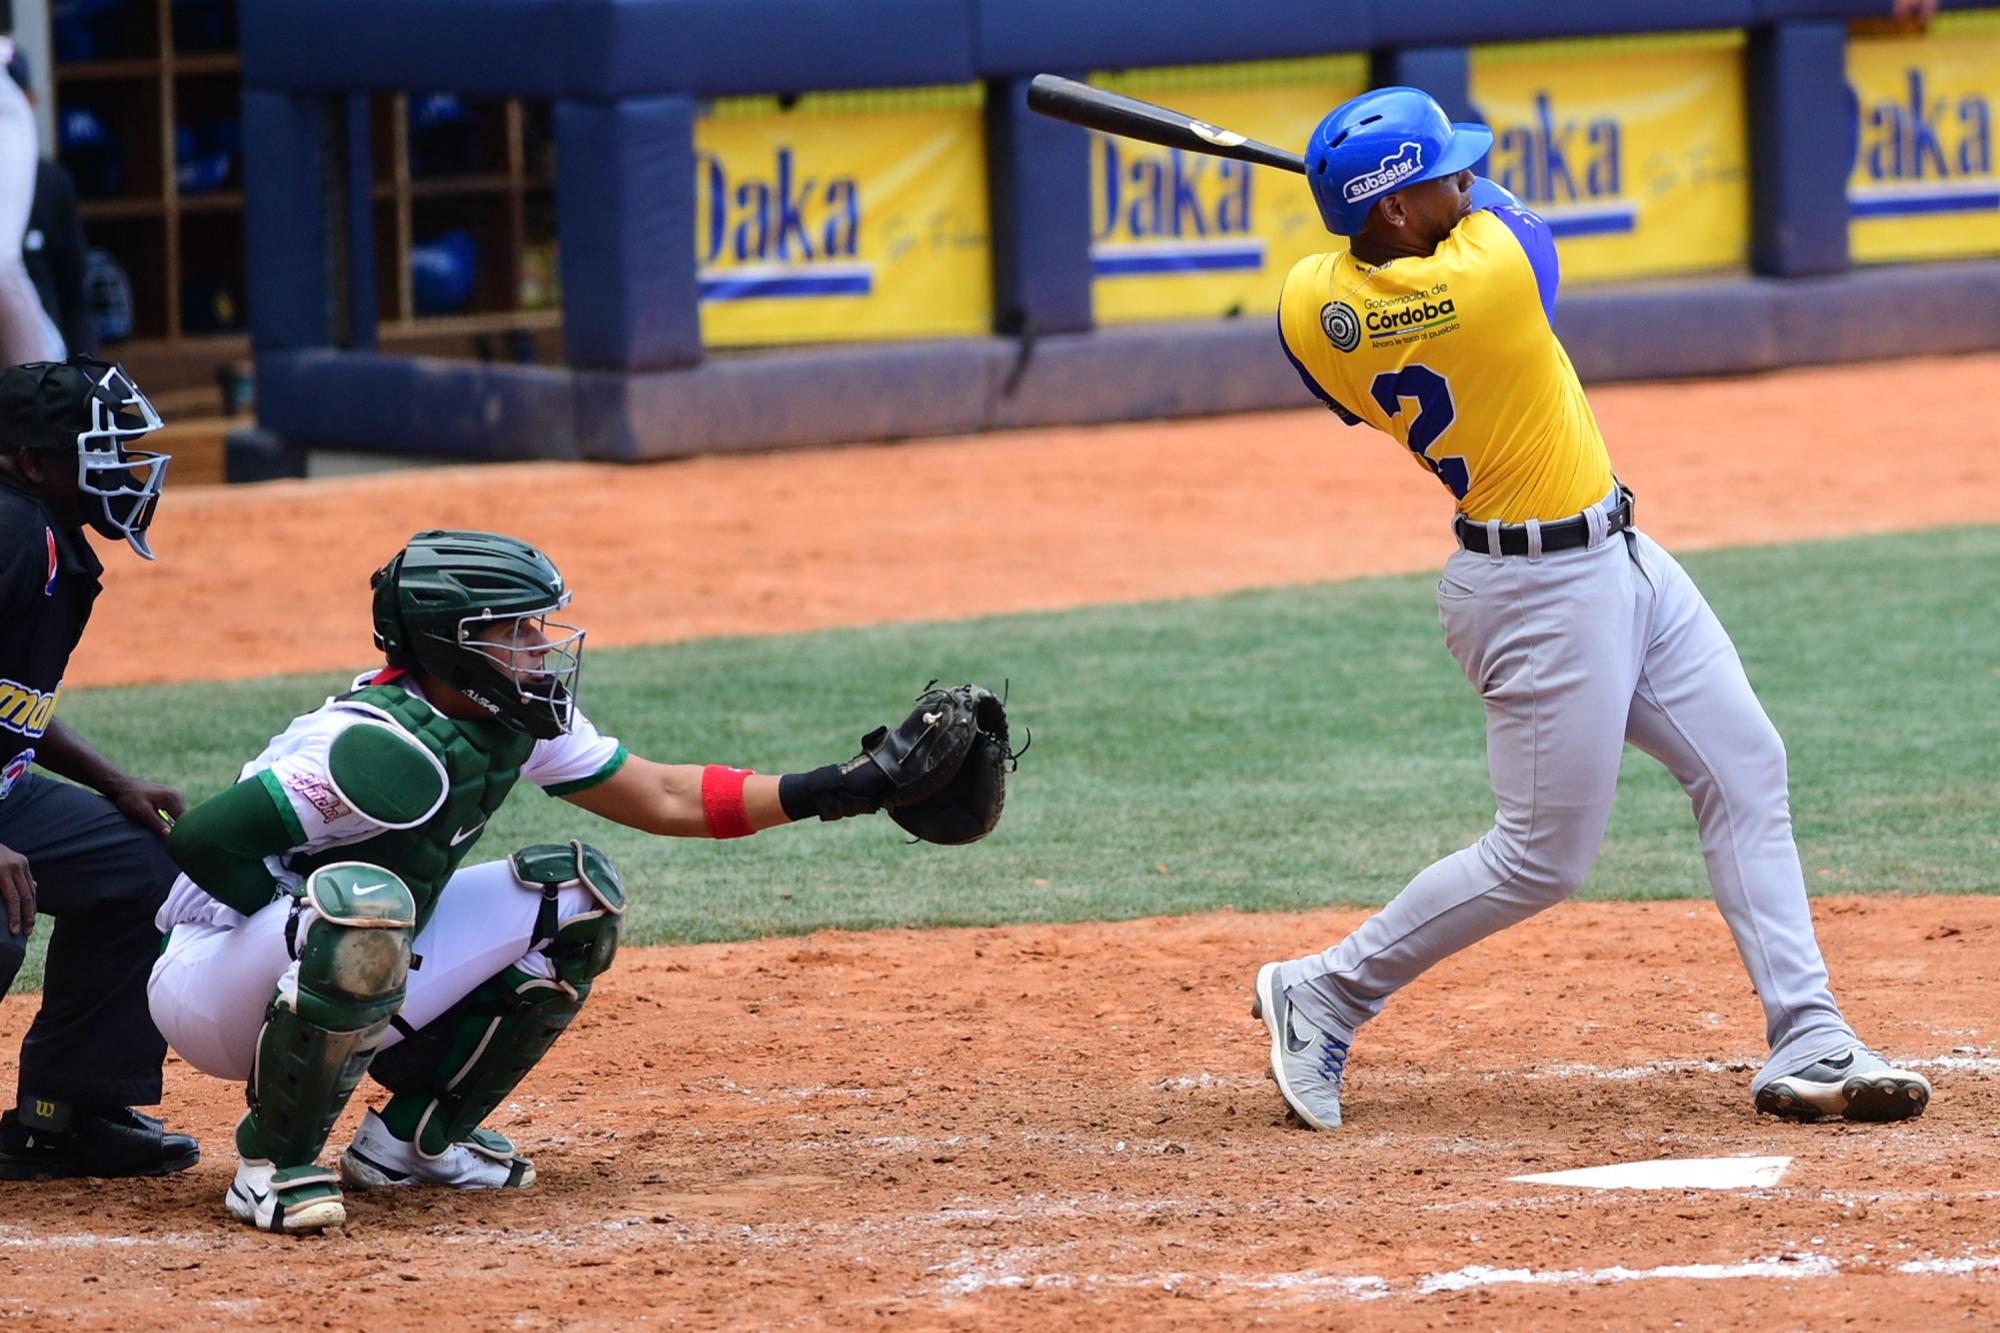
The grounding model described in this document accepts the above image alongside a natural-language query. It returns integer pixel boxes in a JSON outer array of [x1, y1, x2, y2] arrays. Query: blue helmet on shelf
[[411, 229, 478, 316], [1304, 87, 1493, 236]]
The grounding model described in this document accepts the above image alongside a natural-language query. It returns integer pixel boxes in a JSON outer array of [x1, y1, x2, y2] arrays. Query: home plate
[[1510, 1156, 1791, 1191]]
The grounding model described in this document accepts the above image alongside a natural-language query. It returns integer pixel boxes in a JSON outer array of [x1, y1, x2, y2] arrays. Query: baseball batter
[[148, 529, 1010, 1232], [1251, 87, 1931, 1130]]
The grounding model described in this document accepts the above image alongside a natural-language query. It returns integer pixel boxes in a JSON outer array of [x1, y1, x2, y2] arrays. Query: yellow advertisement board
[[1089, 57, 1367, 325], [1470, 32, 1750, 283], [1848, 11, 2000, 264], [695, 86, 991, 347]]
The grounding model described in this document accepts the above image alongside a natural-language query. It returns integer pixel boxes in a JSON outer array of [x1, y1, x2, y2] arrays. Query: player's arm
[[561, 749, 909, 839], [169, 719, 446, 915], [561, 758, 788, 836], [33, 716, 185, 835], [1468, 176, 1560, 321], [166, 778, 300, 916], [1276, 258, 1364, 426]]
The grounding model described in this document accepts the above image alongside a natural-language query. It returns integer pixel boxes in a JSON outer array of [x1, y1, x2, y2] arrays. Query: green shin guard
[[236, 864, 417, 1166], [371, 841, 623, 1159]]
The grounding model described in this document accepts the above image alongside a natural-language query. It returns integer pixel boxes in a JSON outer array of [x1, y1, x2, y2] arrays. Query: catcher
[[146, 529, 1014, 1233]]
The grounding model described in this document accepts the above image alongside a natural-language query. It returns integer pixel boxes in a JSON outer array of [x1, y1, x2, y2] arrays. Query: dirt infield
[[4, 901, 1997, 1329], [5, 353, 1999, 1328]]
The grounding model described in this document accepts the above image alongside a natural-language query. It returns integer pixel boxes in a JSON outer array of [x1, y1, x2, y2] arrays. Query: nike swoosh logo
[[1279, 999, 1313, 1055], [350, 883, 388, 896], [450, 821, 484, 847]]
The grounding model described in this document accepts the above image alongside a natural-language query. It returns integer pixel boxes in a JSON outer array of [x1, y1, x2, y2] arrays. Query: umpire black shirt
[[0, 469, 99, 782]]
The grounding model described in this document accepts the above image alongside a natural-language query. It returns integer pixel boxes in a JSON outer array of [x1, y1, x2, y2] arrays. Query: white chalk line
[[1155, 1051, 2000, 1093], [933, 1246, 2000, 1303]]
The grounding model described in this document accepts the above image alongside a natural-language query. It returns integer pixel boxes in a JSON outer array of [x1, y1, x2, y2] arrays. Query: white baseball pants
[[148, 860, 599, 1083]]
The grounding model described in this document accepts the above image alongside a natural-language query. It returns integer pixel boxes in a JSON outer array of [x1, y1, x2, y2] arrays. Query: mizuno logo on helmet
[[1344, 142, 1425, 203]]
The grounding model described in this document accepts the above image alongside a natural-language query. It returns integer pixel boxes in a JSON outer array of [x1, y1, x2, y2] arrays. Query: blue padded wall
[[1749, 22, 1850, 277], [341, 95, 379, 349], [251, 259, 2000, 468], [556, 95, 702, 370], [1756, 0, 1991, 15], [1769, 261, 2000, 363], [984, 322, 1304, 432], [257, 352, 580, 459], [973, 0, 1371, 77], [244, 89, 329, 352], [986, 75, 1093, 337], [244, 0, 977, 99], [578, 0, 978, 97], [240, 0, 2000, 472], [576, 341, 992, 459], [1374, 47, 1474, 121], [1370, 0, 1757, 45], [241, 0, 1991, 98], [243, 0, 568, 97]]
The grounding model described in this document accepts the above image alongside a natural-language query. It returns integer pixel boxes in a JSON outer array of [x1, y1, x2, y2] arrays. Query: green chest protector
[[293, 684, 536, 931]]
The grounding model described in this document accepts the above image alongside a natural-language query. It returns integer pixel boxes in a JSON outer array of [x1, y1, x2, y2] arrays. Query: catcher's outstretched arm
[[558, 747, 897, 840], [562, 757, 793, 838], [560, 684, 1010, 844]]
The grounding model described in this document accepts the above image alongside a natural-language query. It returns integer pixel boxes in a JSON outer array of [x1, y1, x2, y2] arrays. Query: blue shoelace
[[1320, 1035, 1349, 1088]]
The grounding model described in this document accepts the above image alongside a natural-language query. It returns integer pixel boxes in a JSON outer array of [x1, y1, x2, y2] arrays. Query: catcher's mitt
[[884, 683, 1021, 846], [852, 682, 985, 810]]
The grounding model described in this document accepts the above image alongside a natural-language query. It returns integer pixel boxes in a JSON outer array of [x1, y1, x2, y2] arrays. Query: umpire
[[0, 356, 196, 1178]]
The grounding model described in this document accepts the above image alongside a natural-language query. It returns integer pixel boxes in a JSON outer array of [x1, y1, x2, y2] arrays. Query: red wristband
[[701, 764, 756, 839]]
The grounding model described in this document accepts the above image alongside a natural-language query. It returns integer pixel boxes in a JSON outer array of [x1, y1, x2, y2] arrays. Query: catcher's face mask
[[457, 606, 586, 739]]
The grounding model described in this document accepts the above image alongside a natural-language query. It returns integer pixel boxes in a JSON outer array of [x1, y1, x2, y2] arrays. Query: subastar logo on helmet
[[1343, 142, 1425, 204]]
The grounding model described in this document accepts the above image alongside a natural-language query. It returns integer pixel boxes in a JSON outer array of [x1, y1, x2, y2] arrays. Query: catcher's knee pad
[[368, 841, 622, 1157], [237, 863, 416, 1167]]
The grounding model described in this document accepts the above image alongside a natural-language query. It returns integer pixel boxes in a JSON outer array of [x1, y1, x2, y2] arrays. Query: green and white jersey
[[158, 671, 625, 932]]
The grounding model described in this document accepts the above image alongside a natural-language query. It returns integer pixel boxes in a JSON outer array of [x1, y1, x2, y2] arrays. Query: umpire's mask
[[0, 357, 170, 559]]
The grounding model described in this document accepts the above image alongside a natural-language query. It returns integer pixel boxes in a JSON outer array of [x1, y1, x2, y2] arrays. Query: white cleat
[[226, 1157, 346, 1233], [1251, 962, 1348, 1130], [1755, 1046, 1932, 1123], [339, 1109, 535, 1190]]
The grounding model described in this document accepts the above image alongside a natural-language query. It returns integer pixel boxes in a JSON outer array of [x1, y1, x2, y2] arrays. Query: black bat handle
[[1025, 73, 1306, 175]]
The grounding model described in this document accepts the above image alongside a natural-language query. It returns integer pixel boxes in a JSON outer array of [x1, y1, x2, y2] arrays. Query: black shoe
[[0, 1106, 201, 1180]]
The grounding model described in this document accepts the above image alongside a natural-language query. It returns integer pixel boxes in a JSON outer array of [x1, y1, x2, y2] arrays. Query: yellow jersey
[[1277, 181, 1614, 523]]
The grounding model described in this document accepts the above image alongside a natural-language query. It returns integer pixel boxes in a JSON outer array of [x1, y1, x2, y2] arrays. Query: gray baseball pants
[[1277, 493, 1859, 1093]]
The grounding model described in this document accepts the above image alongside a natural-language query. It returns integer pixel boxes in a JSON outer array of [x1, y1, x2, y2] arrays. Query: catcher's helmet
[[370, 530, 584, 739], [1305, 87, 1493, 236], [0, 356, 169, 559]]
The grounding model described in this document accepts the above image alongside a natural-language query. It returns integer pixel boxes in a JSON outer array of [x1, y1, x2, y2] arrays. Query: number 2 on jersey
[[1369, 365, 1470, 500]]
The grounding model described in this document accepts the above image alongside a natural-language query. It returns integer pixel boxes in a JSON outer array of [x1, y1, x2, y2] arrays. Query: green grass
[[15, 525, 1997, 990]]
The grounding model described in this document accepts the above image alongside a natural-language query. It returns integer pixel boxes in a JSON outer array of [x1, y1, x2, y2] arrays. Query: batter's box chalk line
[[1494, 1053, 2000, 1083], [1508, 1155, 1790, 1191], [935, 1245, 2000, 1303]]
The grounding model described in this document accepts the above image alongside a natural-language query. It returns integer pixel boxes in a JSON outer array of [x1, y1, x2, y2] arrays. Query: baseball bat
[[1025, 73, 1306, 175]]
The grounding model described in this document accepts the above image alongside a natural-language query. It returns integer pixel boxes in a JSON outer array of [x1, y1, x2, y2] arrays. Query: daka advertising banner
[[1088, 57, 1368, 325], [1469, 32, 1751, 283], [694, 85, 992, 347], [1847, 10, 2000, 264]]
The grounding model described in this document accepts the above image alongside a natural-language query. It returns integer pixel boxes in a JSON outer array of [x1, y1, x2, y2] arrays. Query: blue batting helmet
[[1305, 87, 1493, 236]]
